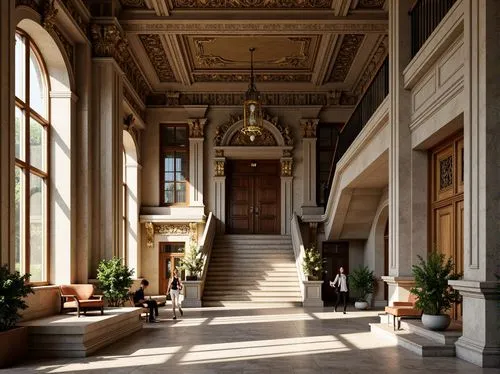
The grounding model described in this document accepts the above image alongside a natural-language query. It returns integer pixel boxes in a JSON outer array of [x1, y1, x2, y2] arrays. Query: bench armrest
[[91, 295, 104, 300], [393, 302, 413, 306], [60, 294, 80, 306]]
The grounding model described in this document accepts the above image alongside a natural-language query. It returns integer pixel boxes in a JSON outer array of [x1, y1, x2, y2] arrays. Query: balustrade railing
[[325, 57, 389, 200], [410, 0, 457, 57]]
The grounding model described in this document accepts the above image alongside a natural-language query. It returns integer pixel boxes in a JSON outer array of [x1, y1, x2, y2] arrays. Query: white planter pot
[[421, 313, 451, 331], [354, 301, 368, 310]]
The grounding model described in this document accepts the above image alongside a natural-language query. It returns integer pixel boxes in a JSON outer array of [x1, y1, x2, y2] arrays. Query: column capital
[[300, 119, 319, 138], [280, 158, 293, 177], [214, 158, 226, 177], [188, 118, 207, 138]]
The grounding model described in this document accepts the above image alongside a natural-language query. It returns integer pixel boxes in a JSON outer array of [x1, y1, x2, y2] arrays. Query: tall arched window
[[14, 30, 49, 283]]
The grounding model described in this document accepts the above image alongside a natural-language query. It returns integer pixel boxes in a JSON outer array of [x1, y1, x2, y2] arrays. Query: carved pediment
[[229, 127, 277, 146]]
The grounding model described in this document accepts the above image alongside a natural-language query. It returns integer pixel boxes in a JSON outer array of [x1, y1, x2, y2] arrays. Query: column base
[[448, 280, 500, 368], [381, 276, 415, 305], [302, 281, 324, 307]]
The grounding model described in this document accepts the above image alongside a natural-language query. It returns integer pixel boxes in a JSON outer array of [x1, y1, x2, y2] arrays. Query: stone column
[[0, 0, 15, 266], [125, 155, 141, 278], [188, 119, 206, 207], [213, 154, 226, 234], [448, 0, 500, 367], [300, 119, 323, 216], [91, 58, 124, 268], [384, 0, 427, 303], [280, 155, 293, 235]]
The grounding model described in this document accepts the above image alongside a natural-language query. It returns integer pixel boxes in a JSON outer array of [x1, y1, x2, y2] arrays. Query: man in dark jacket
[[133, 279, 159, 322]]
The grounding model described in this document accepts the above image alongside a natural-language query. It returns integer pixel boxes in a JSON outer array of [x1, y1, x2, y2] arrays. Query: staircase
[[203, 235, 302, 306]]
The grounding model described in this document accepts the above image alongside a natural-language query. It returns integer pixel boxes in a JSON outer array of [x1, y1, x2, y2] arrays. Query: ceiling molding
[[328, 34, 365, 82], [169, 0, 333, 9], [352, 34, 388, 95], [192, 74, 312, 83], [138, 34, 176, 82]]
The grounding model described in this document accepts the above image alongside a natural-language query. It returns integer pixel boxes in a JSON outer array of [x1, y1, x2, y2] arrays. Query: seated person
[[133, 279, 159, 322]]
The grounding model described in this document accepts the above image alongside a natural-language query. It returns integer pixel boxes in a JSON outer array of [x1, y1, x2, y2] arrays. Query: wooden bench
[[384, 293, 421, 330], [60, 284, 104, 317]]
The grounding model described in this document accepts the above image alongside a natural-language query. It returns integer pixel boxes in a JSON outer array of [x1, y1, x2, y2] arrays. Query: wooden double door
[[158, 242, 185, 295], [322, 241, 349, 305], [430, 133, 464, 321], [227, 160, 280, 234]]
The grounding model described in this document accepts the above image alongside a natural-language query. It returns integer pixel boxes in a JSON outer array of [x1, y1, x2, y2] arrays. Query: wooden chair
[[129, 293, 150, 322], [60, 284, 104, 317], [384, 293, 421, 330]]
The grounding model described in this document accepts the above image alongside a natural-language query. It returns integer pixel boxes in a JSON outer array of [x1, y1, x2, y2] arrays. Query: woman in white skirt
[[167, 269, 183, 320]]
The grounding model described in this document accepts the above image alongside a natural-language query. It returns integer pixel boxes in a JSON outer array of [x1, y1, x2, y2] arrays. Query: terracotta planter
[[0, 326, 28, 368]]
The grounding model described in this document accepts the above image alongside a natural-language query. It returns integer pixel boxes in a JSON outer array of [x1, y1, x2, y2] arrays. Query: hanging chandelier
[[241, 47, 263, 142]]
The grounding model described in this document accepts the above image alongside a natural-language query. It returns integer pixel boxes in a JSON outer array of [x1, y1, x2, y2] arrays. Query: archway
[[372, 203, 389, 305], [123, 130, 140, 277]]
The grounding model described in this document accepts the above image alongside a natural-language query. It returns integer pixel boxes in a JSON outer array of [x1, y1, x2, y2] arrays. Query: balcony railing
[[410, 0, 457, 57], [324, 57, 389, 202]]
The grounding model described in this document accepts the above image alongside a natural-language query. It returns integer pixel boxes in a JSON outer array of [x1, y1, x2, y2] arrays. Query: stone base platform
[[19, 307, 143, 358], [370, 314, 462, 357]]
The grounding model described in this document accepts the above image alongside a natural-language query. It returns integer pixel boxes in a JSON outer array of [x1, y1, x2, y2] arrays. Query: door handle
[[250, 206, 254, 214], [255, 207, 259, 215]]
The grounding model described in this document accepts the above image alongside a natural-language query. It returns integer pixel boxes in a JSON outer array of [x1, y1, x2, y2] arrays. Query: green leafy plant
[[302, 246, 323, 280], [97, 258, 134, 307], [410, 251, 462, 315], [180, 243, 205, 280], [349, 266, 376, 302], [0, 265, 34, 331]]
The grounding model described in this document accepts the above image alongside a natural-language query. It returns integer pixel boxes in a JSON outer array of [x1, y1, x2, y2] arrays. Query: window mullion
[[24, 37, 30, 277]]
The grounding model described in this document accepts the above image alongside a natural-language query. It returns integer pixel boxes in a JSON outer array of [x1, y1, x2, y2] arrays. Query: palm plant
[[0, 265, 33, 331], [410, 251, 461, 315], [97, 258, 134, 307], [349, 266, 375, 302], [180, 243, 205, 280]]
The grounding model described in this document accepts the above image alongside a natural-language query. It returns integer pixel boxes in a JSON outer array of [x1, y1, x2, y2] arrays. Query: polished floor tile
[[3, 305, 499, 374]]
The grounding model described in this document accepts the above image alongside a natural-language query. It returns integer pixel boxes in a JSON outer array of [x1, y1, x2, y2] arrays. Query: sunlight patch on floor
[[339, 332, 397, 349], [43, 346, 182, 373], [179, 335, 349, 365], [205, 313, 314, 325]]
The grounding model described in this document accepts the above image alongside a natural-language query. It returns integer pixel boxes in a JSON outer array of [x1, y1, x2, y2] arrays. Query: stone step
[[213, 248, 293, 253], [202, 301, 302, 307], [400, 320, 462, 345], [204, 289, 301, 296], [203, 295, 302, 302], [370, 323, 456, 357], [215, 234, 291, 240], [209, 259, 296, 265], [205, 281, 300, 288]]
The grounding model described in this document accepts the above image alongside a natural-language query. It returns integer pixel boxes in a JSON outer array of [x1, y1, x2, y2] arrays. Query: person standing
[[330, 266, 348, 314], [168, 269, 184, 320], [133, 279, 159, 322]]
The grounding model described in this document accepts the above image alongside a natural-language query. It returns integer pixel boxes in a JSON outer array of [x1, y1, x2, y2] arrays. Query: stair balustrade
[[199, 212, 216, 297], [291, 213, 306, 301]]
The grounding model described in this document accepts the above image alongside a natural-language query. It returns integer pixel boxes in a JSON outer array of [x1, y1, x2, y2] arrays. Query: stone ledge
[[19, 307, 143, 358]]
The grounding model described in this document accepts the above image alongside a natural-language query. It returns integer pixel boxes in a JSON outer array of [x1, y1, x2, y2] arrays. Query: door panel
[[227, 160, 280, 234], [455, 200, 464, 321], [435, 204, 454, 259]]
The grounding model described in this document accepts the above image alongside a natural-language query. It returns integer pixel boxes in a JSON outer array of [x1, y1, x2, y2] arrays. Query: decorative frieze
[[89, 23, 150, 102], [123, 86, 146, 120], [156, 224, 191, 235], [193, 73, 312, 83], [215, 150, 224, 157], [138, 34, 176, 82], [214, 160, 225, 176], [188, 119, 206, 138], [189, 222, 197, 245], [353, 35, 388, 96], [329, 34, 365, 82], [145, 222, 154, 248], [41, 0, 58, 33], [301, 119, 319, 138], [60, 0, 89, 34], [230, 128, 277, 146], [214, 113, 293, 146], [53, 26, 74, 69], [356, 0, 386, 9], [172, 0, 332, 8], [281, 159, 293, 177], [120, 0, 147, 8]]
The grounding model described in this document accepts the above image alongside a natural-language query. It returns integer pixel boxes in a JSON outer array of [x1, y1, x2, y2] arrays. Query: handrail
[[291, 213, 306, 301], [199, 212, 216, 296], [410, 0, 457, 57], [326, 57, 389, 199]]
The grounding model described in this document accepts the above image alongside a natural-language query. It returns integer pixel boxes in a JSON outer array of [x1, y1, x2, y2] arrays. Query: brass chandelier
[[241, 47, 263, 142]]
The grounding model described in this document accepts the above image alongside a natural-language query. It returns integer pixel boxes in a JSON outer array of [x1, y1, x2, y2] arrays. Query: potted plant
[[410, 251, 461, 331], [180, 243, 205, 281], [349, 266, 376, 310], [302, 246, 323, 281], [0, 265, 34, 367], [97, 257, 134, 307]]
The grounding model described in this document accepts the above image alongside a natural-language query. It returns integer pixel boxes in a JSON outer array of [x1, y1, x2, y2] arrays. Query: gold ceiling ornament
[[230, 127, 277, 146], [241, 48, 263, 143]]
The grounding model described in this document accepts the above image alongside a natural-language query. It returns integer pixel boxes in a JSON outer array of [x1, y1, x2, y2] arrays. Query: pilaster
[[188, 118, 206, 207], [91, 58, 124, 268], [213, 155, 226, 234], [0, 0, 15, 267], [300, 119, 323, 216], [280, 155, 293, 235], [451, 0, 500, 367]]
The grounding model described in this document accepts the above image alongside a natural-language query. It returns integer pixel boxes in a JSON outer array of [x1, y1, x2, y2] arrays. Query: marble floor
[[3, 305, 499, 374]]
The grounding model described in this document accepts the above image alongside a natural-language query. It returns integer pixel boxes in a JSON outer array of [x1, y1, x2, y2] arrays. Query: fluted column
[[188, 119, 206, 207], [213, 153, 226, 234], [280, 155, 293, 235]]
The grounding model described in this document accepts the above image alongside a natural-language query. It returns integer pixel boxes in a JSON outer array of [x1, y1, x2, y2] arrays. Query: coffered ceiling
[[118, 0, 388, 100]]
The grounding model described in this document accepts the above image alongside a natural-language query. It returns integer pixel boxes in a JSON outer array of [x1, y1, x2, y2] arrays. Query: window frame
[[159, 124, 189, 206], [15, 29, 51, 285]]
